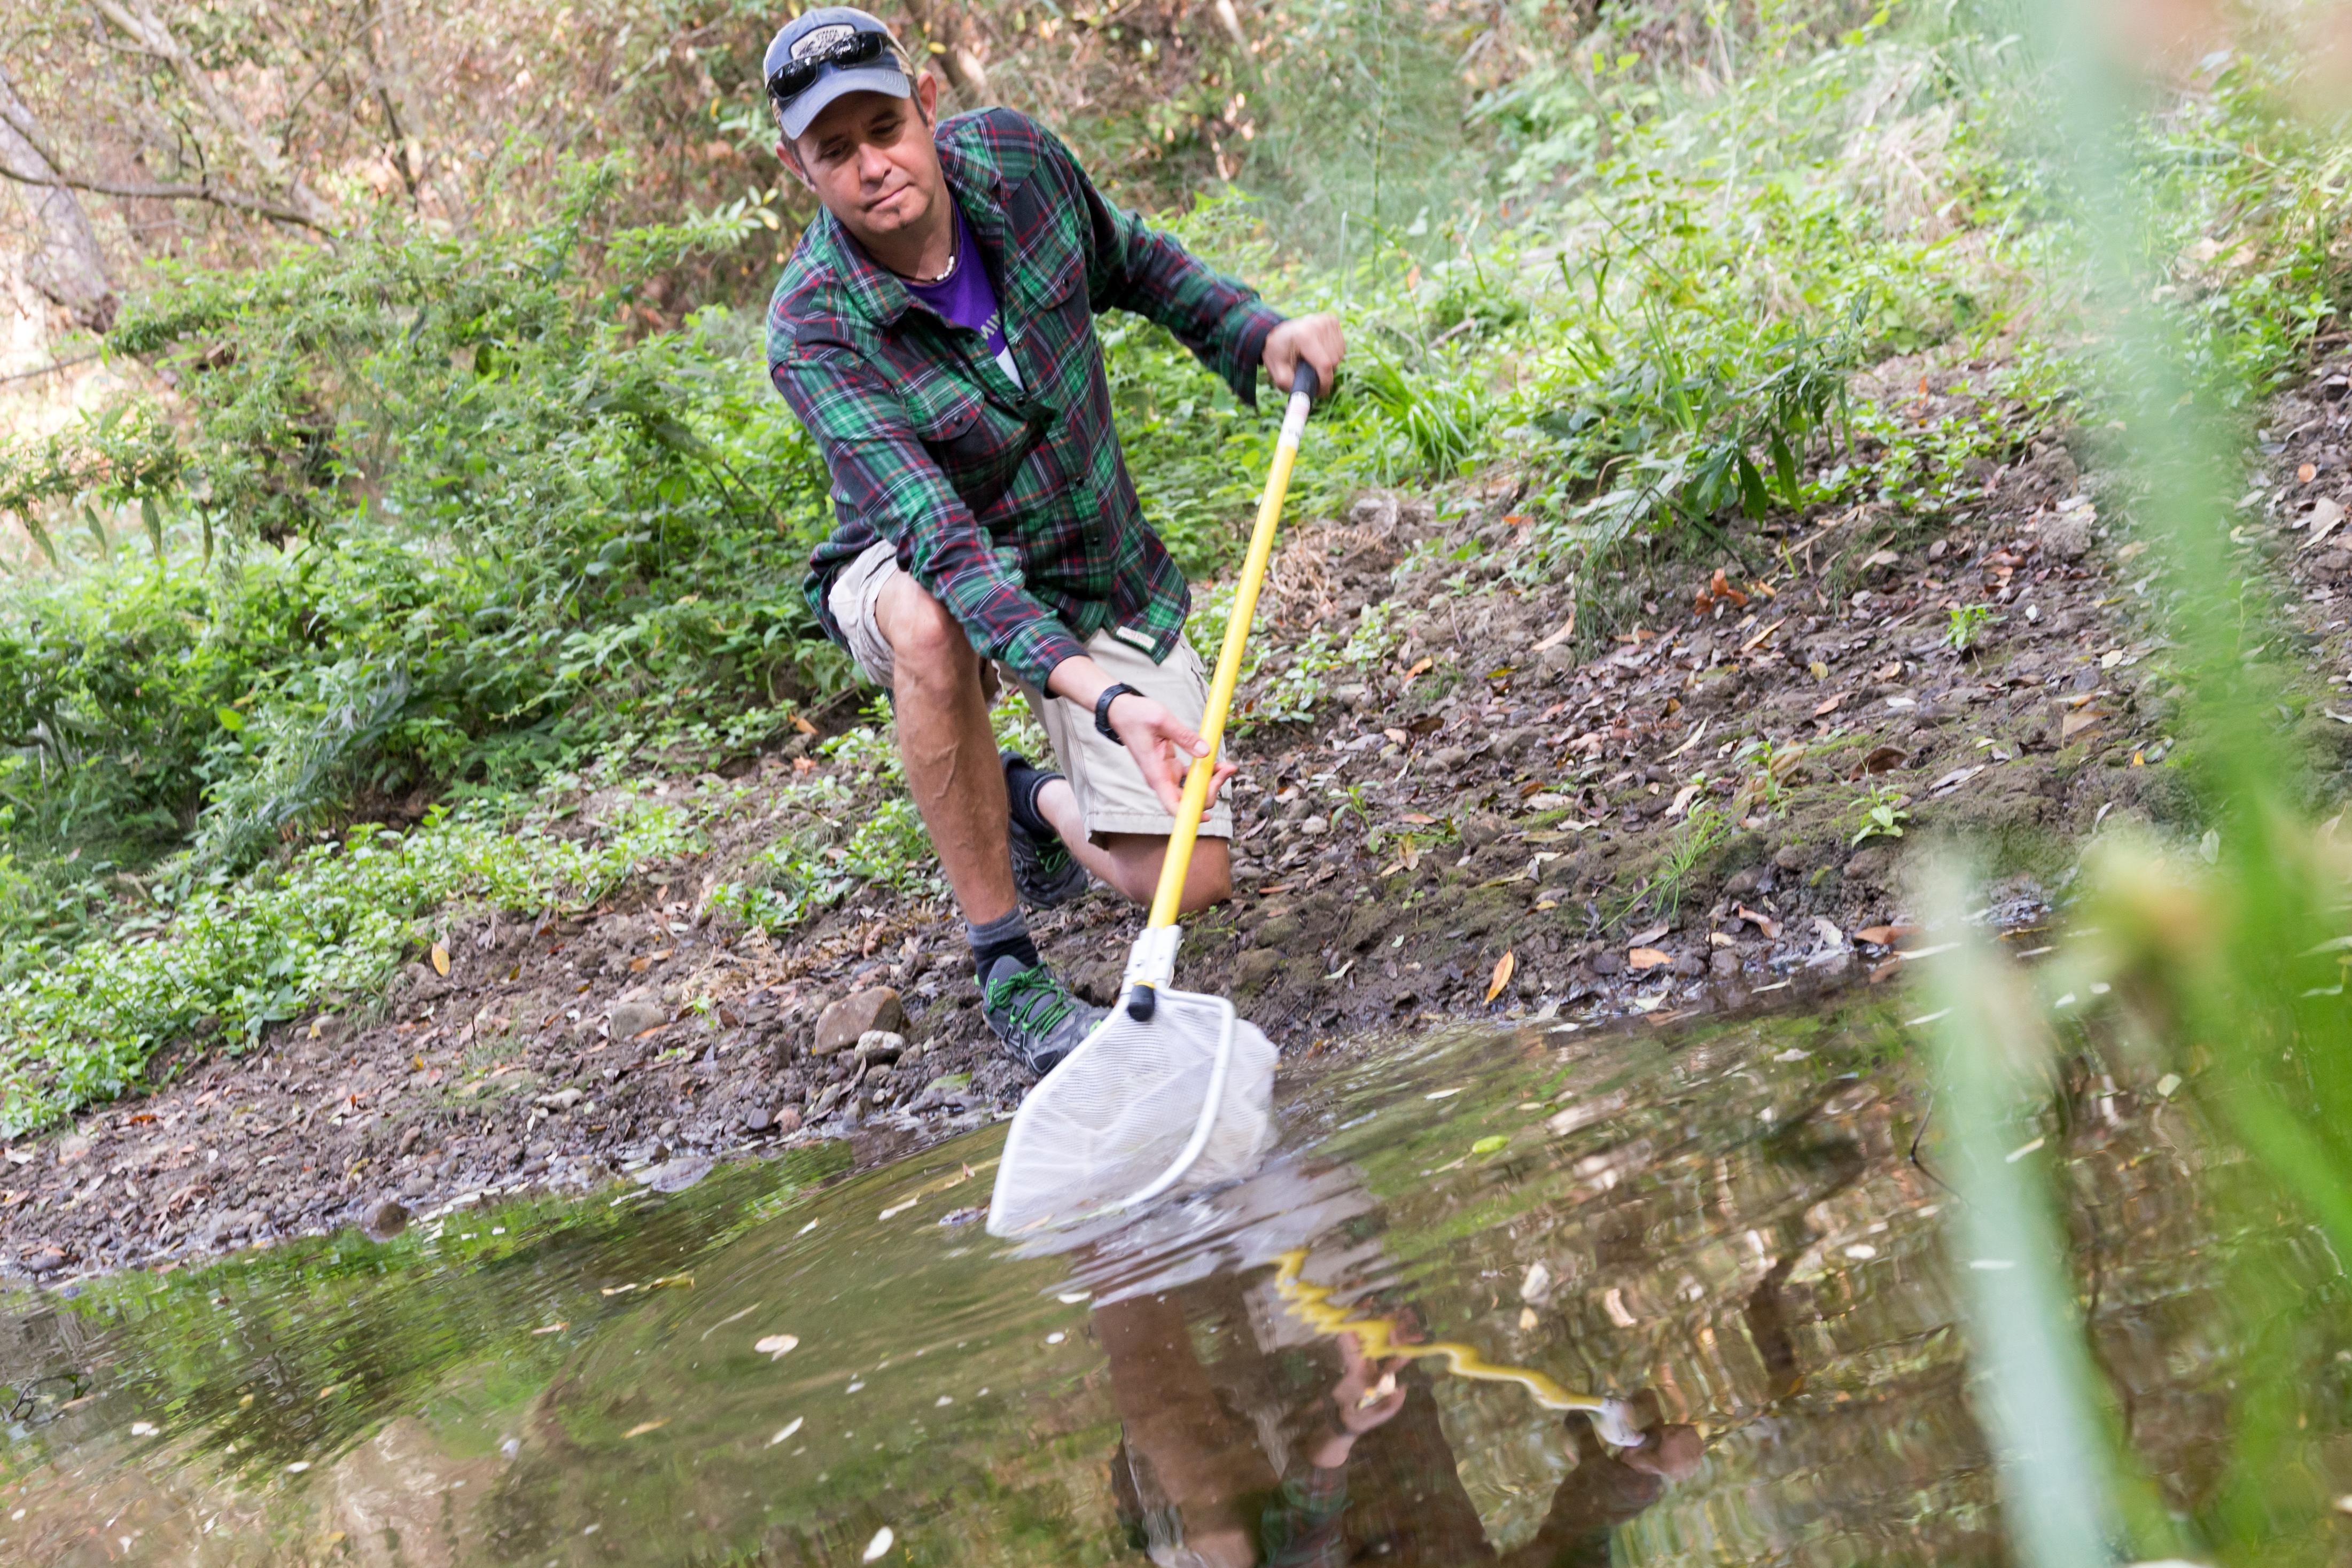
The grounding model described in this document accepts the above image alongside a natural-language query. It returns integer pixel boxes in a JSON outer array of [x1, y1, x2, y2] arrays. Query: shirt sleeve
[[1258, 1463, 1351, 1568], [770, 343, 1087, 691], [1035, 125, 1287, 407]]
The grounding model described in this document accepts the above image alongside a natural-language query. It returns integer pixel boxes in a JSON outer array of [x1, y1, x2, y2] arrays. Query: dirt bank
[[7, 347, 2292, 1289]]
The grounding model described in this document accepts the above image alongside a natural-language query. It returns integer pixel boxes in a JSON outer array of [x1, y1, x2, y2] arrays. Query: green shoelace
[[985, 964, 1076, 1037]]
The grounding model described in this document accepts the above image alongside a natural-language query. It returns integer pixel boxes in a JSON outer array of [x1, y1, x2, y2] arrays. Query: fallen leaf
[[1405, 656, 1434, 678], [1853, 924, 1923, 947], [1530, 611, 1578, 651], [1739, 617, 1787, 653], [1929, 763, 1985, 794], [2060, 709, 2107, 741], [430, 943, 450, 977], [1859, 744, 1909, 775], [769, 1417, 804, 1446], [755, 1333, 800, 1359], [1401, 810, 1438, 824], [2304, 496, 2345, 550], [1521, 1261, 1552, 1300], [1812, 917, 1846, 949], [624, 1419, 668, 1439], [1864, 548, 1899, 568], [1733, 903, 1782, 939], [1383, 727, 1409, 745], [1811, 692, 1848, 718], [1808, 659, 1830, 679], [1471, 1135, 1508, 1155], [1627, 947, 1671, 969], [532, 1322, 567, 1335], [1873, 660, 1902, 681], [790, 713, 819, 736], [1484, 950, 1516, 1003], [2300, 462, 2319, 483], [863, 1526, 896, 1562]]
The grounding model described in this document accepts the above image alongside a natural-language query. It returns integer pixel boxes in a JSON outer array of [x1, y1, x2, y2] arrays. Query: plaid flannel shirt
[[767, 106, 1285, 691]]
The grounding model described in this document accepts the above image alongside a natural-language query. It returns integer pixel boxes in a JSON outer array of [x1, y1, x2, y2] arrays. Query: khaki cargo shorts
[[829, 540, 1233, 845]]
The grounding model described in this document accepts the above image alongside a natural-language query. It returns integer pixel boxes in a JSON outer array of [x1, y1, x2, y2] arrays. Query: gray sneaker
[[1002, 752, 1089, 909], [979, 954, 1103, 1076]]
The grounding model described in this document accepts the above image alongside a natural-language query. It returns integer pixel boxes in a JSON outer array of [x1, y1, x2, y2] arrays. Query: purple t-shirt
[[902, 204, 1022, 387]]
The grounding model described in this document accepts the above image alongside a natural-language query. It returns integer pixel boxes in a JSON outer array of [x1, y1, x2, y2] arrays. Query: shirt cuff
[[999, 617, 1089, 695], [1230, 301, 1287, 408]]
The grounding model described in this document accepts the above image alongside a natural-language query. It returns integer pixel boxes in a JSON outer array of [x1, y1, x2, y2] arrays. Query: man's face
[[780, 73, 943, 248]]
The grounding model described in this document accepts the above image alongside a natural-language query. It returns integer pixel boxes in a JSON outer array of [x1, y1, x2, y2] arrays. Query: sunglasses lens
[[769, 32, 893, 106]]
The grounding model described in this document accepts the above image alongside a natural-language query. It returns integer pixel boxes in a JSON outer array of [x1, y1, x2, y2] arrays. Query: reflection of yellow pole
[[1272, 1248, 1613, 1416]]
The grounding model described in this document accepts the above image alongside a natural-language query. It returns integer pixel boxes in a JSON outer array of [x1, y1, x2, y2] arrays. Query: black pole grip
[[1292, 361, 1320, 402]]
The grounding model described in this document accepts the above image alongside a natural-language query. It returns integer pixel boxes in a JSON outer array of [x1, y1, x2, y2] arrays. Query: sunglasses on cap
[[766, 29, 894, 106]]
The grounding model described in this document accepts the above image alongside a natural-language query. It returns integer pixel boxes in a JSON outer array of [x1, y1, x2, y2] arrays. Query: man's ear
[[776, 139, 812, 191], [913, 68, 940, 126]]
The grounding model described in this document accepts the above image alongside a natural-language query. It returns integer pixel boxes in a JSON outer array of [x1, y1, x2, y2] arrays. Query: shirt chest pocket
[[910, 382, 1050, 518]]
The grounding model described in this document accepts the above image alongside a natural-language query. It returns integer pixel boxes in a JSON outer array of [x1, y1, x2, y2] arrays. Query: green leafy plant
[[1848, 785, 1911, 847], [1945, 603, 2000, 652]]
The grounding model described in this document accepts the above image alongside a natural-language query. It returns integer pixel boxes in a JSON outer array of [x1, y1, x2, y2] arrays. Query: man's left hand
[[1264, 314, 1345, 399]]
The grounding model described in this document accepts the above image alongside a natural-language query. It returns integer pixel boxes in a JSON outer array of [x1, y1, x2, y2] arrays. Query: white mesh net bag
[[985, 988, 1278, 1238]]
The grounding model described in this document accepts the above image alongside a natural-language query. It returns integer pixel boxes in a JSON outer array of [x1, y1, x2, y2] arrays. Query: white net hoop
[[986, 988, 1277, 1238]]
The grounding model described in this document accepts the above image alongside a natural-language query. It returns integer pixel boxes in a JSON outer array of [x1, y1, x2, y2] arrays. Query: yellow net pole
[[1142, 386, 1310, 933]]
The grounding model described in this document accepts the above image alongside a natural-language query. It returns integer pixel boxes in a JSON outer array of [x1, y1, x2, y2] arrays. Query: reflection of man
[[1093, 1272, 1700, 1568]]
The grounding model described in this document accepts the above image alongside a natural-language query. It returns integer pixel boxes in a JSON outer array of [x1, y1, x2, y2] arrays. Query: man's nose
[[858, 139, 894, 184]]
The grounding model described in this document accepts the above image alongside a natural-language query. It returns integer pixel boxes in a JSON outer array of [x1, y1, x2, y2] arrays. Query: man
[[762, 9, 1344, 1076]]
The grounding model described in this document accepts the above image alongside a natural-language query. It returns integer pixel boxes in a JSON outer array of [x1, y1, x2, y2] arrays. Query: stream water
[[0, 1002, 2261, 1566]]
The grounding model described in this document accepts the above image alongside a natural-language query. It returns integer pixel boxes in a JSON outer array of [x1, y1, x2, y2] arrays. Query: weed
[[1945, 603, 2000, 652], [1847, 784, 1911, 847], [1649, 804, 1732, 919]]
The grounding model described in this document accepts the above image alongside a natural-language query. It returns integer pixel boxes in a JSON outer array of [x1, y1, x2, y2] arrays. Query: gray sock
[[968, 907, 1040, 976]]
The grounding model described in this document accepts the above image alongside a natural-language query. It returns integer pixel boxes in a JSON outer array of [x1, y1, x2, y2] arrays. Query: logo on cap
[[791, 22, 858, 60]]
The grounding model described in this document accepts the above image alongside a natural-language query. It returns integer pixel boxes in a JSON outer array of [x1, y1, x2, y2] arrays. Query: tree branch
[[84, 0, 336, 228], [0, 159, 331, 232]]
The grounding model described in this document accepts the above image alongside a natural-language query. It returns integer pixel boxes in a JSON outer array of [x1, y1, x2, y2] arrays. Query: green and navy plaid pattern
[[767, 107, 1284, 690]]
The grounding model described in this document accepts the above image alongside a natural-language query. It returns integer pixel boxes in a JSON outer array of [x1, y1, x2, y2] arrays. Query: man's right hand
[[1046, 653, 1235, 815], [1107, 690, 1235, 816]]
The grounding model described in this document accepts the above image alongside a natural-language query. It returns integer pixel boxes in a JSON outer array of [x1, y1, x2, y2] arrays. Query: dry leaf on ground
[[1485, 951, 1516, 1002], [1628, 947, 1671, 970], [755, 1333, 800, 1359]]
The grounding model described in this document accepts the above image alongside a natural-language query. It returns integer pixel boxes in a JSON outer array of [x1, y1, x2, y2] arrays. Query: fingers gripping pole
[[1125, 369, 1317, 1016]]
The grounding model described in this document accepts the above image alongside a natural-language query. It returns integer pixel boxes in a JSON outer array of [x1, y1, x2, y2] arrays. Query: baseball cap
[[764, 8, 913, 142]]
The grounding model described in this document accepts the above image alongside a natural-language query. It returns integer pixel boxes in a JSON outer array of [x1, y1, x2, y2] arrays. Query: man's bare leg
[[1030, 778, 1232, 911], [874, 573, 1016, 924]]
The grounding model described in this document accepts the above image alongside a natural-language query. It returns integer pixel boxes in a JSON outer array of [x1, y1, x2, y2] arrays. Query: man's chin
[[860, 192, 923, 233]]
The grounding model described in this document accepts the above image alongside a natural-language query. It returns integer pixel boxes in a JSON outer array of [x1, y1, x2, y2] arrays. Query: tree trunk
[[0, 67, 117, 331]]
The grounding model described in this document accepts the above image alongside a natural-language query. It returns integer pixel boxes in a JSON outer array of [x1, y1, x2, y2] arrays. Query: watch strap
[[1093, 682, 1137, 744]]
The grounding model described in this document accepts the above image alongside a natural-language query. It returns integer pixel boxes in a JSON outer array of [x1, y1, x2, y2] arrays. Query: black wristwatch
[[1094, 682, 1138, 744]]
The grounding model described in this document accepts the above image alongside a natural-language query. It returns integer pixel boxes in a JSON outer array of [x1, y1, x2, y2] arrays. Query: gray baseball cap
[[764, 7, 912, 141]]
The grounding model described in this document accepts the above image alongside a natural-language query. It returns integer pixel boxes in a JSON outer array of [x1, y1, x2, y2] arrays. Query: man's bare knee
[[877, 580, 971, 681]]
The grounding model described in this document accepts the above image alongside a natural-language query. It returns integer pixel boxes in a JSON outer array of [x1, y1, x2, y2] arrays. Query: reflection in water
[[1086, 1172, 1700, 1568], [0, 1003, 2297, 1565]]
